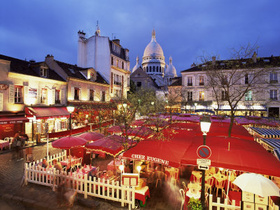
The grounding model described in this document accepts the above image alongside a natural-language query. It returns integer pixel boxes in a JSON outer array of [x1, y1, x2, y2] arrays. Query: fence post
[[121, 185, 125, 207], [84, 174, 88, 199], [131, 186, 135, 209], [209, 194, 213, 210], [24, 163, 28, 185], [52, 169, 56, 191]]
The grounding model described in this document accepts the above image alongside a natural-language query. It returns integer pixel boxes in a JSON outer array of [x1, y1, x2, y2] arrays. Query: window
[[245, 90, 252, 101], [270, 72, 278, 83], [74, 88, 80, 100], [40, 68, 48, 77], [270, 90, 277, 100], [101, 91, 106, 102], [89, 89, 94, 101], [41, 88, 47, 104], [14, 86, 23, 103], [199, 91, 204, 101], [187, 91, 193, 101], [187, 77, 193, 86], [122, 62, 124, 69], [55, 90, 60, 104], [199, 76, 204, 86], [111, 57, 114, 65], [114, 74, 122, 85], [245, 74, 249, 84], [221, 91, 228, 101], [137, 82, 142, 87], [221, 75, 228, 85]]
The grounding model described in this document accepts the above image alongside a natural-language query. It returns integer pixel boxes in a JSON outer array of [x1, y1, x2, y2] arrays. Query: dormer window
[[40, 67, 48, 77]]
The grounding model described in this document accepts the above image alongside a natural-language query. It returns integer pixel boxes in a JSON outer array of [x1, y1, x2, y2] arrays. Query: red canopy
[[52, 136, 87, 149], [126, 126, 153, 139], [78, 132, 104, 142], [107, 125, 123, 134], [86, 135, 130, 157], [181, 135, 280, 177], [123, 139, 190, 168]]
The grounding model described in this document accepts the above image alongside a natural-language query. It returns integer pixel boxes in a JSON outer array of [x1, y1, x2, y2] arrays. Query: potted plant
[[188, 198, 202, 210]]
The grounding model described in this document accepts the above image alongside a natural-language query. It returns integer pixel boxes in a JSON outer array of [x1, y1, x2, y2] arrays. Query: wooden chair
[[215, 179, 226, 198], [205, 177, 214, 194]]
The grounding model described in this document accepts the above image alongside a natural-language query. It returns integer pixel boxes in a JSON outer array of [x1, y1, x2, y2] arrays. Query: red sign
[[0, 84, 8, 90], [197, 145, 212, 159]]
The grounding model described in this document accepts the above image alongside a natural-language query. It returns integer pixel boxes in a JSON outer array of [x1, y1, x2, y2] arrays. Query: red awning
[[26, 107, 70, 119], [0, 116, 28, 125], [181, 135, 280, 177]]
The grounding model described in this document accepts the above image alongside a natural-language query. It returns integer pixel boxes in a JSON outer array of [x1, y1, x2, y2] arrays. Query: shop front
[[25, 106, 70, 142], [0, 114, 29, 139]]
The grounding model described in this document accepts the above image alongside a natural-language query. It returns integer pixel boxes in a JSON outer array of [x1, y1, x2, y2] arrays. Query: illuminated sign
[[0, 84, 8, 90], [131, 154, 170, 166]]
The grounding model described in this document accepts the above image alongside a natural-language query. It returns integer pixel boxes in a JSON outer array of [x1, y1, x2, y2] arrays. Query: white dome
[[165, 57, 177, 77], [143, 29, 164, 58]]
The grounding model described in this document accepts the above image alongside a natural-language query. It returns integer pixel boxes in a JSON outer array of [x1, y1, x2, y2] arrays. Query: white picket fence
[[24, 161, 136, 209], [208, 194, 241, 210]]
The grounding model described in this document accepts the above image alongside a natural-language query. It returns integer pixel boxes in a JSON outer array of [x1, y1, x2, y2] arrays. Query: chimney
[[212, 56, 216, 65], [113, 39, 120, 45], [45, 54, 54, 61], [78, 30, 86, 39], [252, 52, 257, 63]]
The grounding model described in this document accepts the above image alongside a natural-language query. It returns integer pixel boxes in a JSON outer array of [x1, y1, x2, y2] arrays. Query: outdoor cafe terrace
[[22, 114, 280, 209]]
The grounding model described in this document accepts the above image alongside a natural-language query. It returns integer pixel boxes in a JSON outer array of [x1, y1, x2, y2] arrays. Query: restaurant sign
[[0, 84, 9, 90], [131, 154, 170, 166]]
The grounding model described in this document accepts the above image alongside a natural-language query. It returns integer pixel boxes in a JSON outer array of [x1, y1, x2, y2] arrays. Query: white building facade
[[180, 55, 280, 118], [77, 26, 130, 99]]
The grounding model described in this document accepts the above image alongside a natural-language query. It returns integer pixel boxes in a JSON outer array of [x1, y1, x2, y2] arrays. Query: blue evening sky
[[1, 0, 279, 76]]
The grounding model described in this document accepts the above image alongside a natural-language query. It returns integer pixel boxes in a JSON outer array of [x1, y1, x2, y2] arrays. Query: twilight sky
[[1, 0, 280, 76]]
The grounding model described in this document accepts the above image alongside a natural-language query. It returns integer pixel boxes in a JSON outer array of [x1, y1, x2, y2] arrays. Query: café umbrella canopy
[[52, 136, 87, 149], [78, 132, 105, 142], [233, 173, 280, 197]]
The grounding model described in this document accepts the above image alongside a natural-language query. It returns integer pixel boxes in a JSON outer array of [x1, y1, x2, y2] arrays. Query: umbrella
[[52, 136, 87, 149], [233, 173, 280, 197], [85, 135, 130, 157], [78, 132, 104, 142]]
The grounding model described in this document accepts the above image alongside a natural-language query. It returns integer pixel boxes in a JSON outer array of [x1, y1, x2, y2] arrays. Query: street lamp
[[200, 115, 211, 209], [67, 106, 75, 131]]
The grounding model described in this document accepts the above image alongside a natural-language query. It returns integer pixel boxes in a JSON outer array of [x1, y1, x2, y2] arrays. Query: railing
[[24, 160, 135, 209]]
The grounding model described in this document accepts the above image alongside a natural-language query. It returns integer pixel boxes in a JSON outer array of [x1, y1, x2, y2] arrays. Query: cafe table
[[135, 186, 150, 207], [60, 157, 80, 169], [0, 140, 9, 150]]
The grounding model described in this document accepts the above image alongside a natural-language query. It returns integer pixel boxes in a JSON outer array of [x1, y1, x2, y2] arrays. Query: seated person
[[53, 159, 63, 172], [42, 158, 49, 168]]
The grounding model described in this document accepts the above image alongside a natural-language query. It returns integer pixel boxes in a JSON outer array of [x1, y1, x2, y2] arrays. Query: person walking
[[14, 132, 22, 161]]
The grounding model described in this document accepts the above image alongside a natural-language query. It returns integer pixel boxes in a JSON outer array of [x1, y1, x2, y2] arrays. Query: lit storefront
[[25, 107, 70, 141]]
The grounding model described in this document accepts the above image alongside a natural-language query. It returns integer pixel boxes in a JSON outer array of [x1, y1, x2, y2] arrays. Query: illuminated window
[[89, 89, 94, 101], [199, 91, 205, 101], [199, 76, 204, 86], [245, 91, 252, 101], [14, 86, 23, 103], [41, 88, 47, 104], [55, 90, 60, 104]]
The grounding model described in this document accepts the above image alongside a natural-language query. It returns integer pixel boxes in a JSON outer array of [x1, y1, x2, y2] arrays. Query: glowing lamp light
[[137, 165, 141, 173], [200, 116, 211, 135], [67, 106, 75, 113], [119, 165, 124, 172]]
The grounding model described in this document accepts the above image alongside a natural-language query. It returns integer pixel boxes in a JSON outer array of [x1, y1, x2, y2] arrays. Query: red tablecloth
[[60, 158, 80, 169], [135, 186, 150, 205]]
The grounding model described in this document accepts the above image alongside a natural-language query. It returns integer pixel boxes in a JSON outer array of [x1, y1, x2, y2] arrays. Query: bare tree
[[203, 44, 267, 136]]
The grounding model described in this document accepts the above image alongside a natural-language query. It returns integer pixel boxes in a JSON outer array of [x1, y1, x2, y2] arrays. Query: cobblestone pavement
[[0, 143, 182, 210]]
